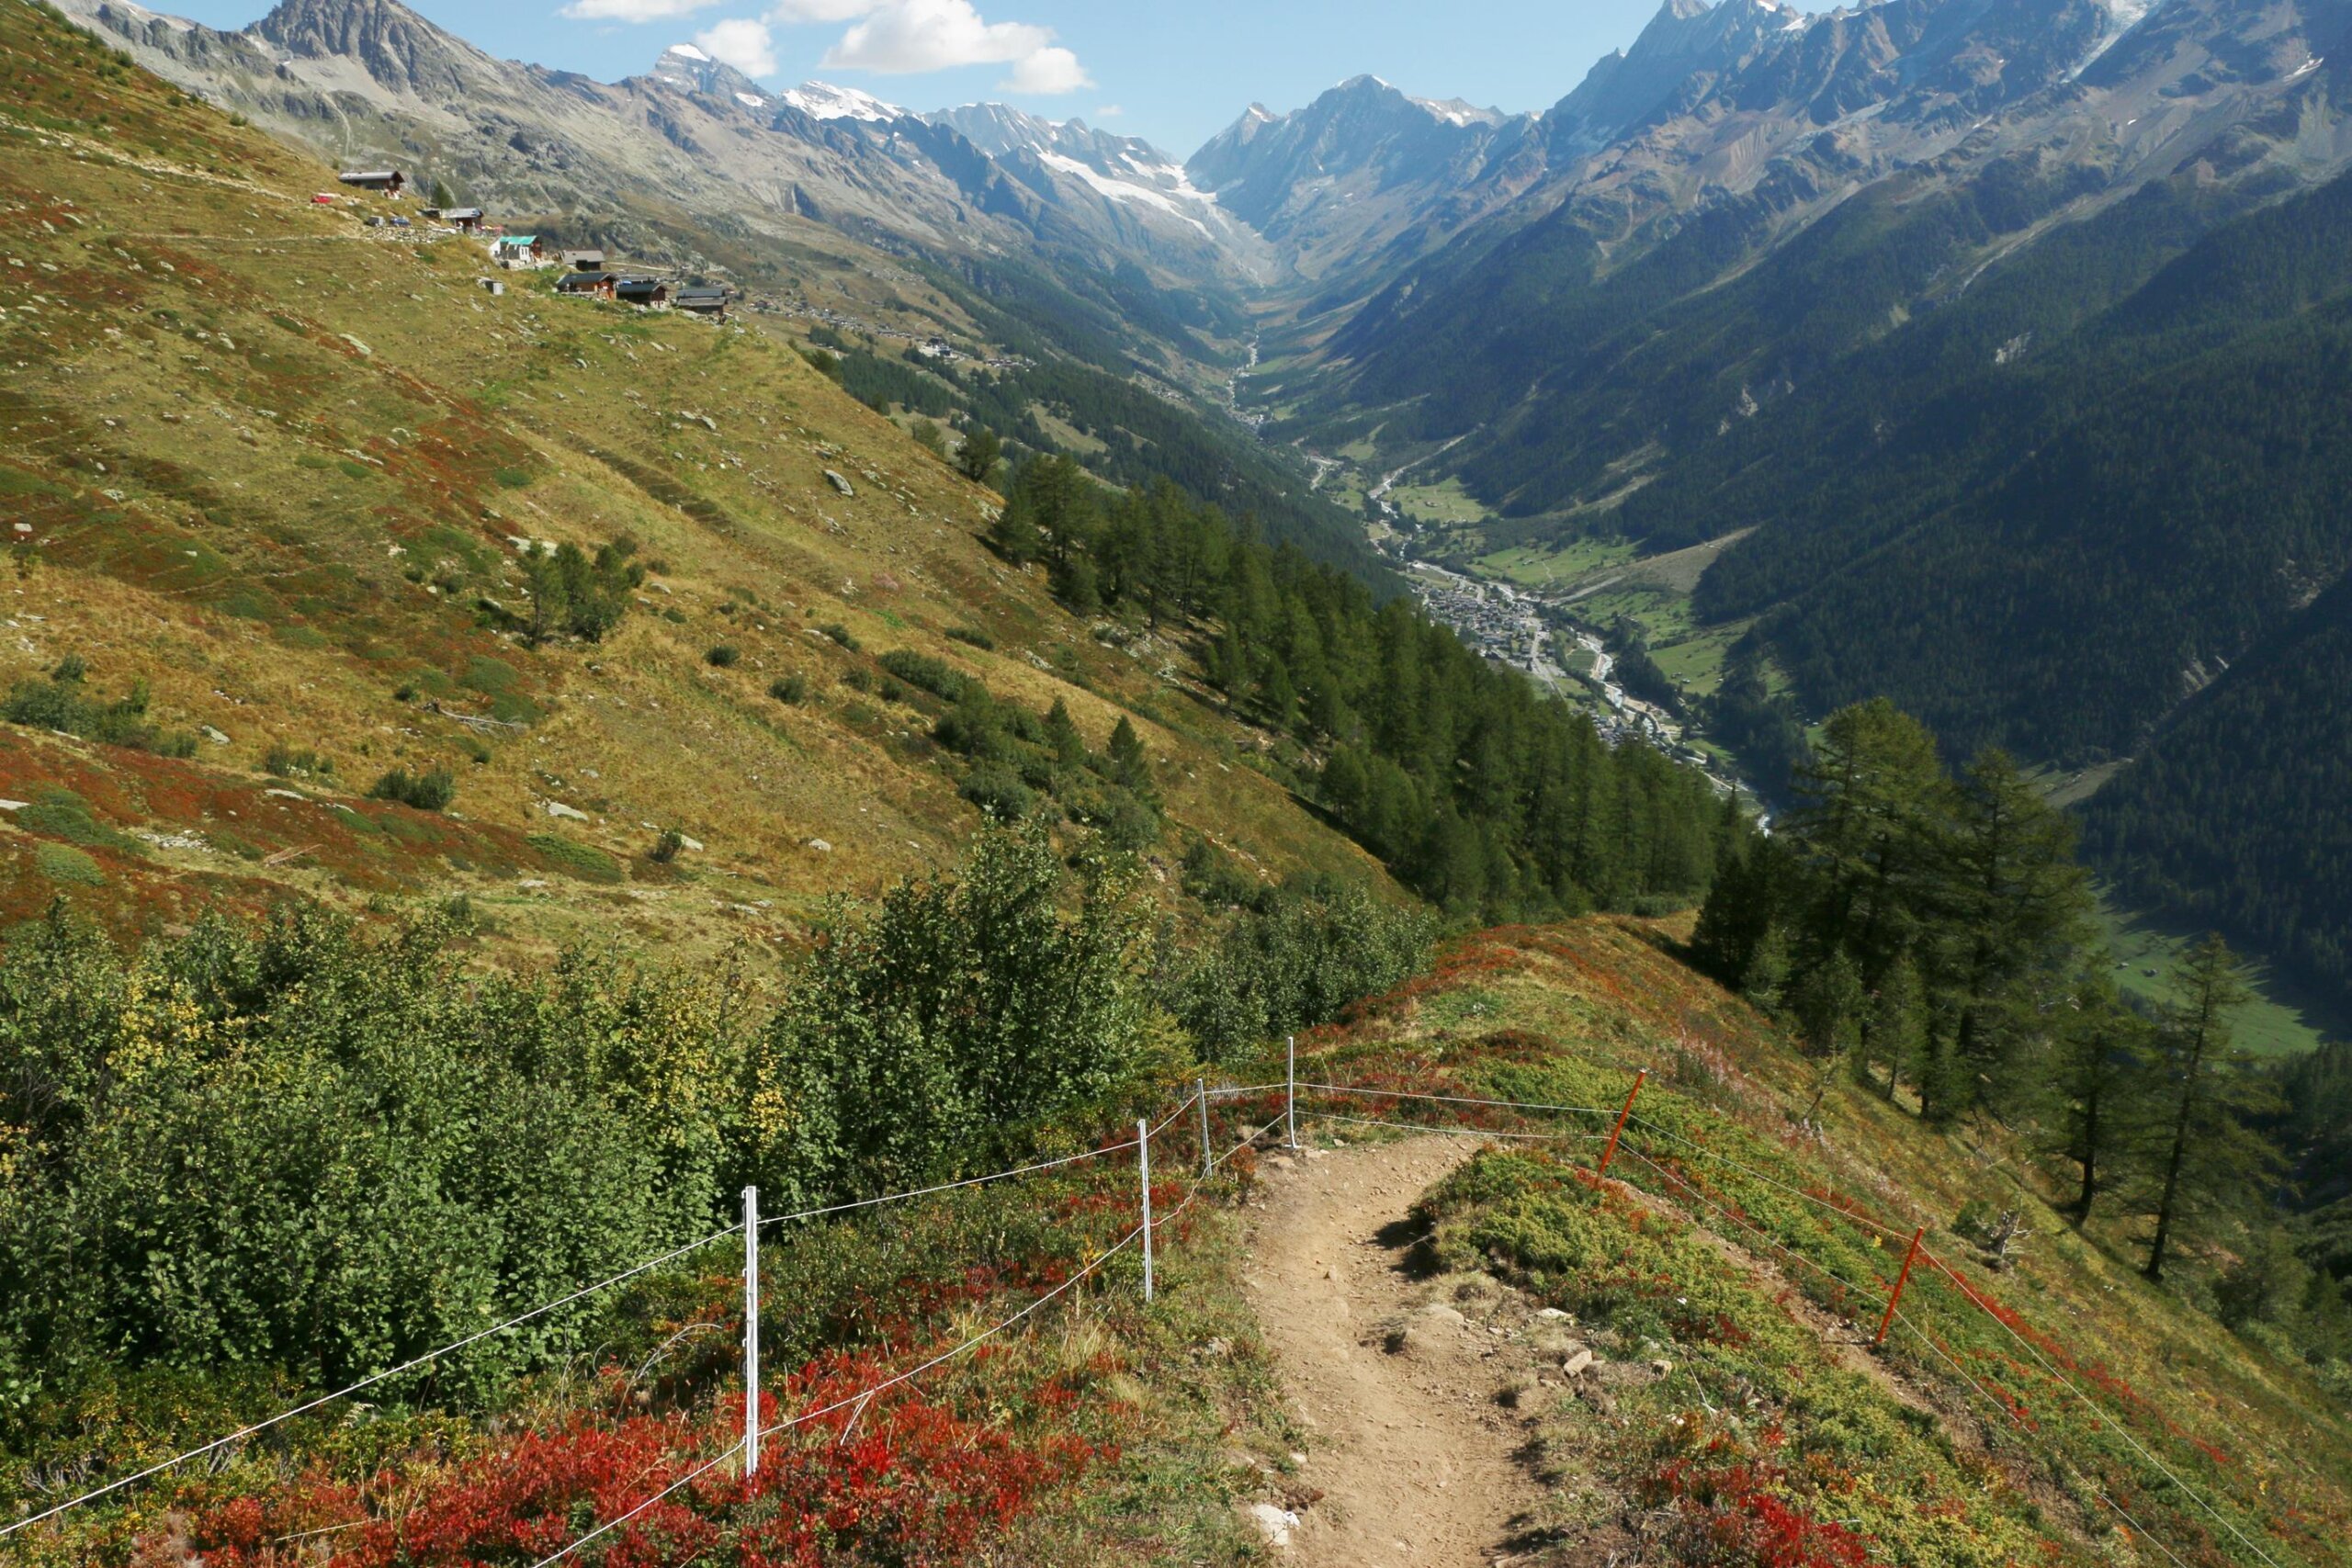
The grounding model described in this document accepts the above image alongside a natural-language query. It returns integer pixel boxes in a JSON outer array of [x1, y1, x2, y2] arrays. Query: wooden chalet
[[338, 170, 406, 195]]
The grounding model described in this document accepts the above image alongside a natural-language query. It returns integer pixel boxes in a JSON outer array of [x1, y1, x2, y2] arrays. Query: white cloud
[[822, 0, 1044, 73], [1093, 103, 1124, 119], [696, 17, 780, 75], [562, 0, 716, 20], [1000, 45, 1091, 95], [766, 0, 883, 18]]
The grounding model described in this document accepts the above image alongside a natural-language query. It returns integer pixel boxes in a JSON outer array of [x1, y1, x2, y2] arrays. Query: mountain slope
[[0, 3, 1402, 954], [1185, 75, 1544, 287], [61, 0, 1400, 579], [1267, 920, 2352, 1568], [1193, 0, 2352, 1010], [69, 0, 1251, 291]]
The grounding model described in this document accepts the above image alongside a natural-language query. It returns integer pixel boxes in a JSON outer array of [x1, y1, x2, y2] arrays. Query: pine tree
[[1788, 699, 1944, 977], [988, 492, 1043, 566], [518, 544, 567, 647], [1043, 698, 1089, 773], [1860, 949, 1928, 1101], [1941, 750, 2091, 1118], [1794, 947, 1867, 1122], [1742, 923, 1794, 1013], [2039, 976, 2154, 1226], [956, 424, 1003, 487], [2142, 936, 2284, 1280], [1105, 717, 1153, 799]]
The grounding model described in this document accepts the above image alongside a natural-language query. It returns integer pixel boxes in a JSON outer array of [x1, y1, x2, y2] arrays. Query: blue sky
[[157, 0, 1744, 155]]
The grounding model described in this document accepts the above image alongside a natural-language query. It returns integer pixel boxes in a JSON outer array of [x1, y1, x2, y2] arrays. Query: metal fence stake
[[1877, 1226, 1926, 1347], [1599, 1068, 1648, 1178], [1137, 1118, 1155, 1303], [742, 1185, 761, 1478], [1286, 1035, 1299, 1151]]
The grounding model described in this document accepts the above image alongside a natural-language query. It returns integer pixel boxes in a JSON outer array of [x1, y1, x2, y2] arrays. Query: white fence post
[[742, 1185, 761, 1478], [1287, 1035, 1299, 1151], [1138, 1117, 1155, 1303], [1196, 1077, 1212, 1179]]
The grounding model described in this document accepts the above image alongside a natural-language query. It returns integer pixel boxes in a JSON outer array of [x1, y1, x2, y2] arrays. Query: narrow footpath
[[1245, 1136, 1553, 1566]]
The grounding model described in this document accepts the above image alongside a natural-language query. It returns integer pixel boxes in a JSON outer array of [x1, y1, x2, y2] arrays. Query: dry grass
[[0, 5, 1396, 958]]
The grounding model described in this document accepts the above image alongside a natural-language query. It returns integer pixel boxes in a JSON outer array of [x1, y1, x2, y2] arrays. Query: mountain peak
[[249, 0, 492, 97], [778, 80, 906, 122], [649, 42, 763, 99]]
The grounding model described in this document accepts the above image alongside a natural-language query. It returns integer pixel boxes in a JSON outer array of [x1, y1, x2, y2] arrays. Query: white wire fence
[[4, 1069, 1297, 1551], [6, 1049, 2290, 1568]]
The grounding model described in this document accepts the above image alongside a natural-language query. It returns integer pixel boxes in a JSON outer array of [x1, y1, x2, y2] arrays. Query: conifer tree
[[1743, 923, 1793, 1013], [957, 424, 1003, 487], [2142, 936, 2283, 1280], [2039, 975, 2154, 1226], [1860, 949, 1928, 1100], [1105, 717, 1153, 800], [1941, 750, 2092, 1117], [1788, 699, 1944, 978]]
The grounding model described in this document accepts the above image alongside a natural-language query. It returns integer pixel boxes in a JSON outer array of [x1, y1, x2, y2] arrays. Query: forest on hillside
[[1693, 701, 2352, 1384], [982, 457, 1734, 919]]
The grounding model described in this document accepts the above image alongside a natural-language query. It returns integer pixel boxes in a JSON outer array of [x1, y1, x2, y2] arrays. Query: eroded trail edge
[[1243, 1136, 1556, 1566]]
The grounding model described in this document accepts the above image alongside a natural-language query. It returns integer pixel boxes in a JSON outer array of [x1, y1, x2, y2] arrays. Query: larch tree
[[2142, 936, 2282, 1280]]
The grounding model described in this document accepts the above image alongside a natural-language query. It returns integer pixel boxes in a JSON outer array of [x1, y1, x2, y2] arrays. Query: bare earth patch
[[1245, 1136, 1560, 1565]]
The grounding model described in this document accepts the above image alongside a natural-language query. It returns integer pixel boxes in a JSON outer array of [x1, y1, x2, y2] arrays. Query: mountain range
[[51, 0, 2352, 1009]]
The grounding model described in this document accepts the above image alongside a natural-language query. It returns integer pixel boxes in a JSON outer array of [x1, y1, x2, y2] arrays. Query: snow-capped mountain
[[1185, 74, 1544, 281], [925, 103, 1264, 263], [58, 0, 1261, 288], [778, 81, 907, 124]]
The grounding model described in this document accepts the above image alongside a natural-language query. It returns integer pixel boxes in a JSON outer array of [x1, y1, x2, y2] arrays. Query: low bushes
[[1173, 880, 1436, 1061], [526, 832, 626, 886], [367, 766, 456, 812], [2, 658, 198, 758]]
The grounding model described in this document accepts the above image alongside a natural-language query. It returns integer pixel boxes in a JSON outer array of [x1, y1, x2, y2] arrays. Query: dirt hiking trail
[[1245, 1136, 1555, 1566]]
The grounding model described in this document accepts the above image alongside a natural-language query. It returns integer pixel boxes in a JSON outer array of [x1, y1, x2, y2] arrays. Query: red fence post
[[1598, 1069, 1648, 1178], [1876, 1226, 1926, 1346]]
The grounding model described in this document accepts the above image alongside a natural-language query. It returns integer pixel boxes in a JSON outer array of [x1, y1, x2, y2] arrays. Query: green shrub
[[34, 842, 104, 886], [19, 788, 138, 853], [820, 623, 859, 651], [527, 832, 626, 886], [944, 626, 996, 652], [959, 764, 1036, 821], [1171, 880, 1436, 1061], [743, 822, 1152, 1200], [706, 644, 741, 669], [3, 660, 198, 758], [368, 767, 457, 813], [648, 829, 685, 865], [879, 650, 966, 703], [513, 541, 645, 647], [769, 675, 808, 705], [265, 744, 335, 781]]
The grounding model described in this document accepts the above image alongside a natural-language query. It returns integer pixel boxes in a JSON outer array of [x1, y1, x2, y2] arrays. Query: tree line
[[1689, 700, 2351, 1384], [987, 455, 1735, 920]]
